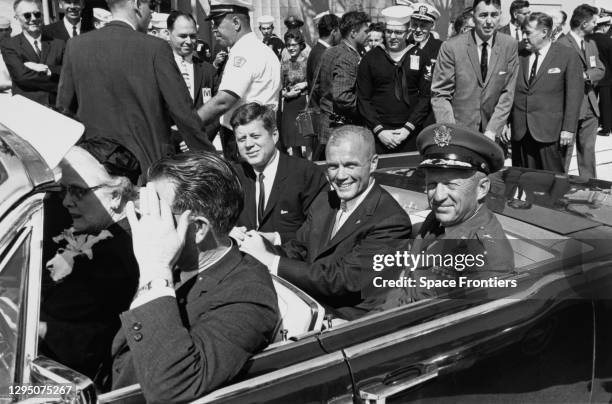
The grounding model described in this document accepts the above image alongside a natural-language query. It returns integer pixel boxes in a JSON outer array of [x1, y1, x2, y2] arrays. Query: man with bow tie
[[240, 125, 412, 320], [511, 12, 583, 172]]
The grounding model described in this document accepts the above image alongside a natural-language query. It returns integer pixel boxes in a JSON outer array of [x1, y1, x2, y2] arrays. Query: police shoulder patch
[[233, 56, 247, 67]]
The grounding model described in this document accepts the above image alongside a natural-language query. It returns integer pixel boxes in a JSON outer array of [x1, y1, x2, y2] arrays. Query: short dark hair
[[230, 102, 277, 133], [167, 10, 196, 31], [369, 22, 385, 34], [339, 11, 370, 38], [570, 4, 598, 30], [509, 0, 529, 17], [453, 12, 473, 35], [318, 13, 340, 37], [147, 152, 243, 237], [527, 12, 552, 32], [472, 0, 501, 11], [284, 28, 306, 50], [560, 10, 568, 24]]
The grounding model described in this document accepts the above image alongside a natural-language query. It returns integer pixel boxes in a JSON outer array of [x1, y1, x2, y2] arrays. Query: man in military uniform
[[258, 15, 284, 60], [357, 5, 434, 154], [408, 3, 442, 104], [383, 123, 515, 306]]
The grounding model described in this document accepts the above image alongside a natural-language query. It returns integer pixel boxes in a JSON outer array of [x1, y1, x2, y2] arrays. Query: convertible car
[[2, 97, 612, 404]]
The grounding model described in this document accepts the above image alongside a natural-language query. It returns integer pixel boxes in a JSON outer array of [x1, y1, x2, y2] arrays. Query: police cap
[[207, 0, 253, 21], [417, 123, 505, 174]]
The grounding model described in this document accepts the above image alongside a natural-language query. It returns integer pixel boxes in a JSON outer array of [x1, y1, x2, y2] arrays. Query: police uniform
[[209, 1, 281, 158], [382, 124, 514, 307]]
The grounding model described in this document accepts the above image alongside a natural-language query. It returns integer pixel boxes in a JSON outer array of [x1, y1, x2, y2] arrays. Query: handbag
[[295, 62, 323, 138]]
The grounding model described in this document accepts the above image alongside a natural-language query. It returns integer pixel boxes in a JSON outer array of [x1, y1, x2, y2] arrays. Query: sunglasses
[[22, 12, 42, 20], [60, 184, 107, 200]]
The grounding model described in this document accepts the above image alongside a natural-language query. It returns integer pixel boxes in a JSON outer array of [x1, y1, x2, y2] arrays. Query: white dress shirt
[[508, 22, 523, 41], [22, 30, 42, 56], [474, 33, 493, 65], [569, 30, 585, 53], [528, 40, 552, 77], [63, 18, 81, 38], [174, 52, 195, 100]]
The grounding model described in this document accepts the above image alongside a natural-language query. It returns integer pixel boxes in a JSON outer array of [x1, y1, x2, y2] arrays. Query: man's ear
[[232, 15, 241, 31], [370, 154, 379, 172], [272, 129, 279, 145], [476, 174, 491, 201], [192, 215, 212, 244], [110, 189, 123, 212]]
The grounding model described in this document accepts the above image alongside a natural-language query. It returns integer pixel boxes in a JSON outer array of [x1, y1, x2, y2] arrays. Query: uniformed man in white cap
[[198, 0, 280, 161], [258, 14, 284, 59], [92, 8, 112, 29], [408, 2, 442, 58], [148, 12, 169, 39], [0, 16, 11, 95]]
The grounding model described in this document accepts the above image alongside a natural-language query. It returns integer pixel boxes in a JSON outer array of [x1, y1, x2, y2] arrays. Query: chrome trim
[[98, 384, 143, 403], [360, 366, 439, 403], [31, 356, 97, 403], [272, 274, 322, 332]]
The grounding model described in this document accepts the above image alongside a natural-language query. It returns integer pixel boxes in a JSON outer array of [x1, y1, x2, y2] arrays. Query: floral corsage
[[46, 227, 113, 282]]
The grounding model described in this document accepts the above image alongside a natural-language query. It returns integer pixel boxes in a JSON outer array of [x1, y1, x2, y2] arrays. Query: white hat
[[149, 12, 169, 29], [597, 16, 612, 25], [313, 11, 330, 22], [207, 0, 253, 20], [411, 2, 440, 23], [0, 16, 10, 29], [395, 0, 414, 6], [381, 5, 414, 26], [92, 8, 111, 23], [257, 15, 274, 25]]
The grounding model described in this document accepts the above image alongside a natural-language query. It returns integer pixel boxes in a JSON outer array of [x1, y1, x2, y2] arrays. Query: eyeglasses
[[22, 12, 42, 20], [60, 184, 107, 200], [384, 29, 407, 36]]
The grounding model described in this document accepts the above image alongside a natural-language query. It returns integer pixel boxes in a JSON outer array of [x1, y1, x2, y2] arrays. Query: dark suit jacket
[[56, 21, 213, 172], [332, 41, 362, 122], [234, 153, 328, 242], [43, 20, 91, 42], [306, 41, 327, 98], [0, 33, 65, 105], [275, 183, 412, 319], [512, 42, 583, 143], [557, 33, 605, 118], [498, 24, 529, 53], [589, 33, 612, 87], [111, 246, 278, 403], [431, 32, 519, 136]]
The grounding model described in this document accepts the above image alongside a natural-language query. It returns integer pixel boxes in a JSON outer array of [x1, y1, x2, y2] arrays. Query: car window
[[0, 229, 31, 400]]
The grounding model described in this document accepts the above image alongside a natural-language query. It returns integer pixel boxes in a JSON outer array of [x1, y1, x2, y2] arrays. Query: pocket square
[[547, 68, 561, 74], [498, 71, 507, 75], [280, 210, 288, 215]]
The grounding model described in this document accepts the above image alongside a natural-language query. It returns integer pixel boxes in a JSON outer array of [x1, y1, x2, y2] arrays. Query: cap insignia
[[419, 5, 428, 14], [434, 125, 452, 147]]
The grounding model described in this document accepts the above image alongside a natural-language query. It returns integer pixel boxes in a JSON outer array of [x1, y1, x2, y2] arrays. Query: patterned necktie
[[480, 41, 488, 81], [529, 51, 539, 85], [180, 59, 192, 98], [33, 40, 41, 59], [72, 24, 77, 37], [257, 173, 265, 227]]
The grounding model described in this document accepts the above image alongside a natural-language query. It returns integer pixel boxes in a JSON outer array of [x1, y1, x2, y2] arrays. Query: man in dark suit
[[307, 13, 340, 95], [512, 12, 583, 172], [42, 0, 90, 41], [589, 16, 612, 136], [111, 152, 278, 403], [1, 0, 65, 105], [56, 0, 213, 173], [557, 4, 605, 179], [431, 0, 519, 143], [228, 103, 328, 245], [241, 125, 412, 320], [498, 0, 531, 53]]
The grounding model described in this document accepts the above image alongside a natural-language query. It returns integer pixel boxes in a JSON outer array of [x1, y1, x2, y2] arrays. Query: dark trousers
[[564, 106, 598, 179], [598, 85, 612, 132], [511, 131, 565, 173]]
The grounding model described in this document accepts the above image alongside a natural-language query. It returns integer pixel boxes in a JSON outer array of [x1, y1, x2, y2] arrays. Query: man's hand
[[212, 51, 228, 69], [378, 130, 399, 149], [258, 231, 278, 245], [126, 184, 191, 287], [229, 226, 248, 246], [560, 131, 574, 146], [484, 130, 496, 142], [498, 125, 510, 144], [394, 127, 411, 143], [239, 230, 276, 268], [24, 62, 49, 74]]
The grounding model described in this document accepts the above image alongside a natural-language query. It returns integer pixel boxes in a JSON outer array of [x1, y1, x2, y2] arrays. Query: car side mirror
[[26, 356, 97, 403]]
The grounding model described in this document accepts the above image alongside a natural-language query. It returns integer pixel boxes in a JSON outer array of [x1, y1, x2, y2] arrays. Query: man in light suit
[[56, 0, 213, 173], [512, 12, 583, 173], [229, 103, 328, 245], [240, 125, 412, 320], [557, 4, 605, 179], [111, 152, 278, 403], [1, 0, 65, 105], [431, 0, 519, 142]]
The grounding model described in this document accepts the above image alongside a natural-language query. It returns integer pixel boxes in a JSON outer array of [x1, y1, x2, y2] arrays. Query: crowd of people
[[0, 0, 611, 402]]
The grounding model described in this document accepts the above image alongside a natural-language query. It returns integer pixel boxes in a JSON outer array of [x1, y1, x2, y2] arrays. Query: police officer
[[357, 5, 433, 153], [258, 15, 284, 60], [383, 123, 515, 306], [198, 0, 281, 161]]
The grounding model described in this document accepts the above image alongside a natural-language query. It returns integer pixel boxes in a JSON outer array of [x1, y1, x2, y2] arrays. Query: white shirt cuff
[[270, 255, 280, 276], [130, 286, 176, 309], [273, 232, 281, 246]]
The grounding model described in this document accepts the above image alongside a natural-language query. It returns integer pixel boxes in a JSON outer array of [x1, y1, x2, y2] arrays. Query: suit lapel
[[19, 34, 40, 62], [564, 34, 585, 64], [192, 60, 204, 106], [467, 33, 483, 86], [484, 35, 500, 87], [241, 163, 258, 229], [261, 153, 288, 224], [520, 53, 530, 85], [41, 37, 52, 62], [531, 44, 556, 86]]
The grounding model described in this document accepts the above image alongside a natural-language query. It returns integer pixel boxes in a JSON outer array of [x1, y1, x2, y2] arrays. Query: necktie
[[72, 24, 77, 37], [480, 42, 488, 81], [580, 40, 586, 60], [180, 59, 192, 98], [331, 201, 348, 238], [257, 173, 265, 227], [529, 51, 539, 85], [33, 40, 41, 59], [515, 28, 520, 41]]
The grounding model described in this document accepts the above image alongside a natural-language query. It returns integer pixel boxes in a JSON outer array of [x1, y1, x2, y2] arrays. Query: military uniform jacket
[[263, 34, 285, 60], [357, 43, 435, 132]]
